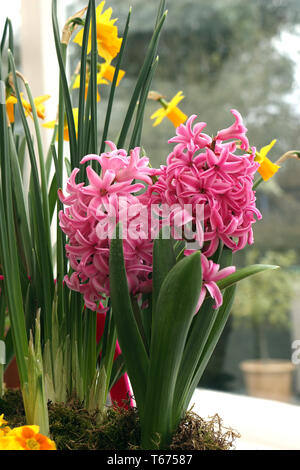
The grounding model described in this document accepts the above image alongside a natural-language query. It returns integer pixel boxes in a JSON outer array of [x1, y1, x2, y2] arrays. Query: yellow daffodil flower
[[20, 93, 51, 120], [255, 139, 280, 181], [150, 91, 188, 128], [5, 95, 18, 123], [0, 425, 56, 450], [73, 62, 125, 101], [73, 72, 108, 102], [100, 62, 125, 86], [73, 1, 122, 62], [43, 108, 79, 142]]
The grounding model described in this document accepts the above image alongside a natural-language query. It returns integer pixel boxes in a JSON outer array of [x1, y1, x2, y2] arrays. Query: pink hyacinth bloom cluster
[[148, 109, 262, 257], [58, 142, 156, 311]]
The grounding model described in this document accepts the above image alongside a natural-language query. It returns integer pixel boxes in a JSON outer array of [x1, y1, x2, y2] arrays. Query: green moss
[[0, 391, 239, 450]]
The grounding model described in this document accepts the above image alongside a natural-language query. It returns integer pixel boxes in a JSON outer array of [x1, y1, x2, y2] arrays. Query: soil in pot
[[240, 359, 295, 402], [0, 390, 239, 450]]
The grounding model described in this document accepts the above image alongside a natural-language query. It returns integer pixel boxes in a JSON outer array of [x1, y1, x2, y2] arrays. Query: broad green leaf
[[152, 232, 176, 317], [141, 252, 202, 449], [172, 297, 217, 425], [109, 224, 149, 417], [183, 285, 237, 414]]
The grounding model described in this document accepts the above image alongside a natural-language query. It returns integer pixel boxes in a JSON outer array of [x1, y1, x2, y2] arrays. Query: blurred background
[[1, 0, 300, 404]]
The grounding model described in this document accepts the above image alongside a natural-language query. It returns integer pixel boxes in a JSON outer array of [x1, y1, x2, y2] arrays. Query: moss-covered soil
[[0, 390, 239, 450]]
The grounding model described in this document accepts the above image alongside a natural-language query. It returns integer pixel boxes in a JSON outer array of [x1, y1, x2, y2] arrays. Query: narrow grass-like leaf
[[100, 8, 131, 154], [117, 10, 167, 149], [129, 56, 159, 150], [52, 0, 77, 166], [77, 2, 91, 165], [89, 0, 98, 155]]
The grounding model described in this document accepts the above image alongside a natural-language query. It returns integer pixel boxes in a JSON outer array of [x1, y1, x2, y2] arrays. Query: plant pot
[[240, 359, 295, 402]]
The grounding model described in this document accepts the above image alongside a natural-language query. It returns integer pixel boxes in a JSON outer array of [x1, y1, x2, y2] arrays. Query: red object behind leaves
[[96, 313, 133, 409]]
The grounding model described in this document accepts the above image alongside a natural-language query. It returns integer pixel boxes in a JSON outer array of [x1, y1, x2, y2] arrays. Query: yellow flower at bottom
[[6, 425, 56, 451], [255, 139, 280, 181], [151, 91, 187, 128], [0, 436, 24, 450], [43, 108, 79, 142]]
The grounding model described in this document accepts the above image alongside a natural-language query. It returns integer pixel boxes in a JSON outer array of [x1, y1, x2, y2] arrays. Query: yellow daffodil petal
[[151, 91, 187, 128], [34, 95, 51, 106], [73, 0, 122, 61], [168, 91, 185, 109], [258, 139, 277, 160], [100, 63, 125, 86], [73, 74, 81, 90], [150, 108, 167, 127], [257, 156, 280, 181], [5, 96, 17, 123], [42, 120, 56, 129]]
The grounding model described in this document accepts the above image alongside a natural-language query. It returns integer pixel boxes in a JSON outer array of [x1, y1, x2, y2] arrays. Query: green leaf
[[141, 251, 202, 449], [172, 297, 217, 425], [217, 264, 279, 290], [152, 231, 176, 317], [100, 8, 131, 154], [109, 224, 149, 417], [52, 0, 77, 166], [117, 10, 167, 149], [183, 285, 237, 413]]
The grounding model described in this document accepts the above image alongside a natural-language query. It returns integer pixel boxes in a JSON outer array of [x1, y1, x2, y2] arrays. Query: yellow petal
[[42, 120, 57, 129], [34, 95, 51, 106], [0, 436, 24, 450], [257, 139, 277, 160], [101, 63, 125, 86], [168, 91, 185, 109], [8, 425, 40, 437], [151, 108, 167, 127], [73, 74, 81, 89]]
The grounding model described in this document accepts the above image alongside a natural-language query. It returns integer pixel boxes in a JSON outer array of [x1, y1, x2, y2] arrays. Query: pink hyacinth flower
[[216, 109, 249, 150], [194, 254, 236, 311]]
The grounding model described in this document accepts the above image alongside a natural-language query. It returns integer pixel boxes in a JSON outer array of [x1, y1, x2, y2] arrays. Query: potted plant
[[233, 250, 298, 402], [0, 0, 299, 452]]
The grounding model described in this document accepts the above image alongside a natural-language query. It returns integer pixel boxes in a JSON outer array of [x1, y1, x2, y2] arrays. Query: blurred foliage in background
[[232, 250, 299, 359]]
